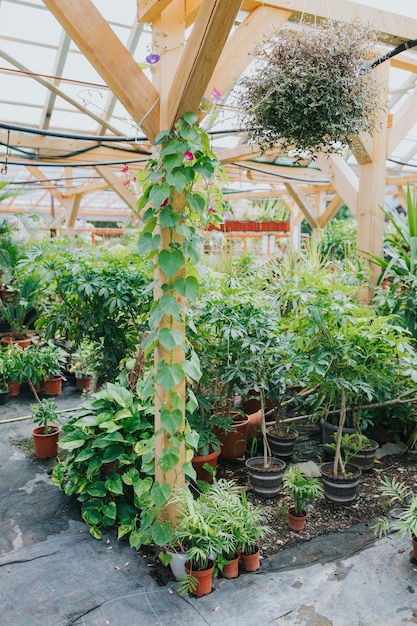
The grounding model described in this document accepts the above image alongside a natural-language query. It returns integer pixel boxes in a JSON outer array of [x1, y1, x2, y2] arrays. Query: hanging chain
[[1, 130, 10, 175]]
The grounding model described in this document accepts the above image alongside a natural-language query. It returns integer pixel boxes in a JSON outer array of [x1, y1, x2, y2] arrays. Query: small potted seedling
[[31, 397, 60, 458], [282, 466, 324, 531]]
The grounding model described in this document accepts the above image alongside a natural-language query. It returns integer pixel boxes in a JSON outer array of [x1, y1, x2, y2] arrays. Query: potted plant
[[0, 274, 41, 348], [31, 397, 60, 458], [238, 490, 272, 573], [168, 484, 236, 596], [320, 432, 367, 504], [2, 341, 25, 397], [282, 467, 324, 531], [68, 339, 97, 391], [372, 477, 417, 560], [39, 342, 66, 396], [235, 20, 381, 158]]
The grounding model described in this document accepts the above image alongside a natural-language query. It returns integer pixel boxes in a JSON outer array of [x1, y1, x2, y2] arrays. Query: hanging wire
[[1, 130, 10, 175]]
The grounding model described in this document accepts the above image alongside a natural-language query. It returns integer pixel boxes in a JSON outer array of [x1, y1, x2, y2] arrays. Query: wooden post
[[356, 63, 390, 300], [154, 191, 186, 519]]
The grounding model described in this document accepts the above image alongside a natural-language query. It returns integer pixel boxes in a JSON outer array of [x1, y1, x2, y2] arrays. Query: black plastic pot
[[320, 462, 362, 505], [320, 418, 355, 446], [350, 440, 379, 472], [245, 456, 286, 498], [0, 388, 9, 405], [266, 427, 298, 461]]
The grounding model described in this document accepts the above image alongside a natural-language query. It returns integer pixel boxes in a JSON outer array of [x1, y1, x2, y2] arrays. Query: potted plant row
[[164, 479, 271, 595]]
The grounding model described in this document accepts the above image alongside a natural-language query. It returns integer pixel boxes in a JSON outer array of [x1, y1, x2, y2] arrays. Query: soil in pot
[[320, 462, 362, 505], [245, 456, 286, 498]]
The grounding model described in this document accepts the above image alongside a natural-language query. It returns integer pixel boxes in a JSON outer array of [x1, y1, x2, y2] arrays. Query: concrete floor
[[1, 382, 417, 626]]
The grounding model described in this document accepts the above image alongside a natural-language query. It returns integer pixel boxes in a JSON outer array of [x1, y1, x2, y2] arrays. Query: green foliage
[[372, 477, 417, 540], [31, 398, 59, 432], [282, 467, 324, 517], [318, 218, 357, 261], [52, 383, 169, 543], [235, 20, 381, 157], [0, 274, 42, 338], [30, 242, 152, 386], [370, 186, 417, 343], [0, 342, 25, 386], [68, 339, 98, 378]]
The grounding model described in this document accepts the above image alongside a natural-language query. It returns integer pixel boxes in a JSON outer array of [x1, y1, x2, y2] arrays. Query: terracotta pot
[[32, 426, 60, 459], [288, 507, 307, 531], [241, 547, 260, 573], [75, 376, 93, 391], [185, 560, 214, 597], [1, 336, 32, 350], [192, 448, 220, 484], [8, 380, 20, 397], [246, 410, 263, 441], [221, 555, 240, 579], [43, 376, 63, 396], [217, 413, 250, 460]]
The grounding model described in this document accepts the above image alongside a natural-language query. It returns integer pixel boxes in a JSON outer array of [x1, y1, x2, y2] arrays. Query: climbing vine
[[124, 112, 225, 545]]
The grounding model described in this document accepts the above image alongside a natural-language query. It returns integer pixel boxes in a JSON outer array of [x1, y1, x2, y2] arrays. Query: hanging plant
[[234, 19, 382, 158]]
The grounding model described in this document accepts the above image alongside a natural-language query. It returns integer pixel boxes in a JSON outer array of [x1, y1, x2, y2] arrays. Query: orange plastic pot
[[185, 561, 214, 597], [8, 380, 20, 397], [241, 547, 260, 573], [32, 426, 60, 459], [192, 449, 220, 484], [43, 376, 63, 396], [221, 555, 240, 579], [288, 507, 307, 532]]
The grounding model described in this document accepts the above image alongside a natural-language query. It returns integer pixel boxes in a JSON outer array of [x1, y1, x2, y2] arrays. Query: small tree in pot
[[31, 398, 60, 458], [282, 467, 324, 531]]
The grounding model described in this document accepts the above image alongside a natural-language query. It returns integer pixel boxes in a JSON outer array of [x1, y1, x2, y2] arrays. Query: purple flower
[[160, 198, 169, 207], [123, 180, 130, 187], [209, 206, 215, 214], [146, 54, 160, 65], [184, 151, 194, 161], [121, 165, 129, 173]]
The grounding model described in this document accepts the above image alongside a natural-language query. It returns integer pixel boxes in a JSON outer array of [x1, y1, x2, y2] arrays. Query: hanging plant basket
[[234, 19, 382, 158]]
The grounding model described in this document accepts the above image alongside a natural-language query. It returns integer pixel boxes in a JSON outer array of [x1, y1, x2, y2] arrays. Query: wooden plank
[[357, 63, 390, 293], [137, 0, 173, 23], [95, 166, 138, 212], [317, 195, 344, 228], [152, 0, 185, 129], [315, 155, 359, 215], [202, 6, 292, 109], [43, 0, 160, 142], [66, 193, 82, 228], [244, 0, 417, 45], [389, 86, 417, 154], [284, 182, 318, 229], [166, 0, 242, 127]]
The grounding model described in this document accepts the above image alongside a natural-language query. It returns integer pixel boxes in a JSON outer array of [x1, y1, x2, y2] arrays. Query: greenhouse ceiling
[[1, 0, 417, 232]]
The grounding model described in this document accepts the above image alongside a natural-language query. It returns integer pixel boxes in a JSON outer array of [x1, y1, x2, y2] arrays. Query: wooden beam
[[42, 0, 160, 142], [357, 63, 390, 293], [389, 86, 417, 154], [95, 166, 138, 212], [244, 1, 417, 45], [317, 194, 344, 228], [315, 154, 358, 215], [284, 182, 318, 228], [66, 193, 83, 228], [391, 53, 417, 74], [137, 0, 173, 23], [202, 6, 292, 108], [166, 0, 242, 127]]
